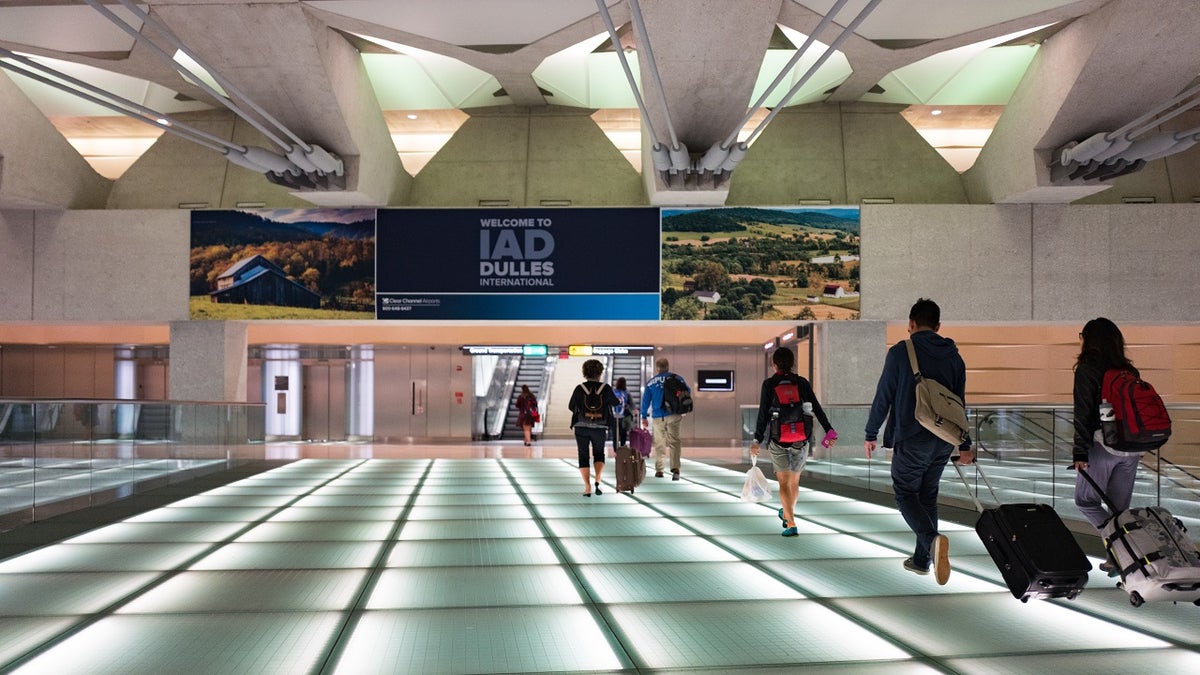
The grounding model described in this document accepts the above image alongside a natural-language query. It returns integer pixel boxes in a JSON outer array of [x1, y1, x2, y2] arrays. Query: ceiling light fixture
[[930, 109, 942, 116], [407, 114, 418, 120]]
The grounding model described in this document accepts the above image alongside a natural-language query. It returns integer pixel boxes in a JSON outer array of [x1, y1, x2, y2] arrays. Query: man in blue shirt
[[864, 298, 973, 586], [641, 357, 690, 480]]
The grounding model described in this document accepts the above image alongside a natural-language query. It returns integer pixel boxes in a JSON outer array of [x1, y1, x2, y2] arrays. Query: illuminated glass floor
[[1, 458, 1199, 674]]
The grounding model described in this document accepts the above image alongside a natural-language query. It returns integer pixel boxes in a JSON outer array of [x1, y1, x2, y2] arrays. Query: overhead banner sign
[[376, 208, 661, 319]]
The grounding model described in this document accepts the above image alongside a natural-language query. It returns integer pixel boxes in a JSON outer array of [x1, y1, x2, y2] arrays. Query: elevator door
[[302, 362, 347, 441]]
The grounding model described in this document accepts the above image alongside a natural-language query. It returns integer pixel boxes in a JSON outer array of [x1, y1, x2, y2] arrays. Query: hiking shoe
[[655, 471, 664, 478], [781, 526, 798, 537], [671, 470, 680, 481], [903, 557, 929, 576], [932, 534, 951, 585]]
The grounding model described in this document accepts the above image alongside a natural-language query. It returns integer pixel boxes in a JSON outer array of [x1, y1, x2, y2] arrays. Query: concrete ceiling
[[2, 0, 1196, 201]]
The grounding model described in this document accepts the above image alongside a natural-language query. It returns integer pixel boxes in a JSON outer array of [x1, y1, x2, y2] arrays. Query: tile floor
[[1, 453, 1199, 674]]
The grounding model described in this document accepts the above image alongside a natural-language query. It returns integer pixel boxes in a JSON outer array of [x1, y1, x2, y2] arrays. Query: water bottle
[[1099, 398, 1118, 446], [801, 401, 814, 448]]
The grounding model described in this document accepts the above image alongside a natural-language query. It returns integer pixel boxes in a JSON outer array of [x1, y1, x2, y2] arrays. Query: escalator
[[502, 356, 549, 440], [610, 354, 645, 417]]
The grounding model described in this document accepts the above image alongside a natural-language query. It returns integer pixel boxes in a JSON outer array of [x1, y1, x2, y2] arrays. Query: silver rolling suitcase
[[1081, 469, 1200, 607]]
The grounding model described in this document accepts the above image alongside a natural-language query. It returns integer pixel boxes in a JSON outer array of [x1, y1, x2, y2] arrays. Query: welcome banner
[[375, 207, 661, 320]]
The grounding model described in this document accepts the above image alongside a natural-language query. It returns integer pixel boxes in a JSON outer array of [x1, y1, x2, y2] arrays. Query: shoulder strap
[[903, 340, 923, 380]]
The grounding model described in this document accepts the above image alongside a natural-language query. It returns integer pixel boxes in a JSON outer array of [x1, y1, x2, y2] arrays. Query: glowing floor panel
[[1, 456, 1198, 674]]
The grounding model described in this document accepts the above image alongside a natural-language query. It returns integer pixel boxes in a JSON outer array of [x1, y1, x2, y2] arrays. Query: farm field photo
[[660, 206, 861, 320], [190, 208, 376, 319]]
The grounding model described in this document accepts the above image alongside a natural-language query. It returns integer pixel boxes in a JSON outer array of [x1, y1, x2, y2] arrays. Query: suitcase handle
[[952, 461, 1001, 514]]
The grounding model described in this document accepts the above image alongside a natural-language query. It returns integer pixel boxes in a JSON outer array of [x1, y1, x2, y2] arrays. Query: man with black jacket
[[864, 298, 973, 585]]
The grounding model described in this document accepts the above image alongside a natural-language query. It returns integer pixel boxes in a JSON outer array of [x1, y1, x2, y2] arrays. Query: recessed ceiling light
[[930, 109, 942, 116], [406, 114, 418, 120]]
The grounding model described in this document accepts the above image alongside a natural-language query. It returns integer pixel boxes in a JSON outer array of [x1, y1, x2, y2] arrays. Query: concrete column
[[816, 321, 887, 405], [167, 321, 249, 402], [261, 344, 302, 440], [346, 345, 374, 441]]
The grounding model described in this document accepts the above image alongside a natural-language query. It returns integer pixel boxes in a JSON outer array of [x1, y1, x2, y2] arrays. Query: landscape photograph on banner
[[189, 208, 376, 319], [660, 206, 860, 320]]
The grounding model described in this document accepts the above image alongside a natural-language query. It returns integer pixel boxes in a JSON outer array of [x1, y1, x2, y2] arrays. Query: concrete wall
[[107, 112, 313, 211], [0, 210, 34, 319], [0, 72, 111, 210], [5, 203, 1199, 326], [408, 107, 647, 207], [727, 103, 968, 206], [860, 203, 1200, 323], [0, 209, 189, 322]]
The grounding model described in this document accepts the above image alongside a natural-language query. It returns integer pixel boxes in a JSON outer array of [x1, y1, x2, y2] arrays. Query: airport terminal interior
[[4, 0, 1200, 673]]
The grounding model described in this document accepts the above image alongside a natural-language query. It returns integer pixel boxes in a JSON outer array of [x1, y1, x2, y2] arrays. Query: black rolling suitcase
[[954, 463, 1091, 602], [615, 445, 645, 493]]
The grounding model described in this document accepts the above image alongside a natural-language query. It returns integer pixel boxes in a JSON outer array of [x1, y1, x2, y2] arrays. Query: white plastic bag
[[741, 455, 772, 503]]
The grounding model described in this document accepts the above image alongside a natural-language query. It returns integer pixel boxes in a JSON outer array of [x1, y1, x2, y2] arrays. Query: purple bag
[[629, 427, 652, 457]]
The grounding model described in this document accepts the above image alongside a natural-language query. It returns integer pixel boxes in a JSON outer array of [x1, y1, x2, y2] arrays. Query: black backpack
[[662, 374, 693, 415], [581, 382, 608, 422], [770, 375, 811, 445]]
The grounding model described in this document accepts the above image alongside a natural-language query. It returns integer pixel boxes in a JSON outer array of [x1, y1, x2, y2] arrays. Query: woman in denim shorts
[[750, 347, 838, 536]]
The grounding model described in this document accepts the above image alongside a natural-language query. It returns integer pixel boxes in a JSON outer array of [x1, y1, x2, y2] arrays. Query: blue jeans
[[891, 431, 954, 568]]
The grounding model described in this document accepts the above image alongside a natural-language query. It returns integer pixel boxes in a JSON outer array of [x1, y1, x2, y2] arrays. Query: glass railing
[[741, 403, 1200, 532], [0, 399, 266, 529]]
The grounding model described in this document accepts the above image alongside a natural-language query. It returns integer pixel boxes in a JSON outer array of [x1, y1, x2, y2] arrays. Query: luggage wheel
[[1067, 590, 1081, 600], [1193, 598, 1200, 607], [629, 488, 635, 494], [1129, 591, 1145, 607]]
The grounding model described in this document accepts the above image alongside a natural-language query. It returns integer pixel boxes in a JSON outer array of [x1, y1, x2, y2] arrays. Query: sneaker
[[655, 471, 664, 478], [671, 470, 680, 481], [777, 508, 788, 526], [781, 526, 798, 537], [932, 534, 951, 585], [903, 557, 929, 576], [1099, 560, 1119, 577]]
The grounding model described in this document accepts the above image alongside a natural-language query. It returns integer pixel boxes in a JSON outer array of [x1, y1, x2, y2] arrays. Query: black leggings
[[575, 427, 607, 468]]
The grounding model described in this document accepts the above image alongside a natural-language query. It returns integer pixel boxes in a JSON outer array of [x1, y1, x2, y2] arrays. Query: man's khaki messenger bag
[[904, 339, 969, 446]]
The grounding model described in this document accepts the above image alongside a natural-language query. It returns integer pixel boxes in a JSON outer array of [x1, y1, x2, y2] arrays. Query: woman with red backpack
[[1072, 317, 1142, 574], [750, 346, 838, 536]]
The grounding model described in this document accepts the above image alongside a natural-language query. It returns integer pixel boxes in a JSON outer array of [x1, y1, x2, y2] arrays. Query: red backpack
[[770, 376, 811, 445], [1101, 368, 1171, 452]]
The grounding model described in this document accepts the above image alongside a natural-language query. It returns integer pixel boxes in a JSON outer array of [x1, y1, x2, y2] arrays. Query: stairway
[[540, 356, 593, 438], [136, 403, 172, 440]]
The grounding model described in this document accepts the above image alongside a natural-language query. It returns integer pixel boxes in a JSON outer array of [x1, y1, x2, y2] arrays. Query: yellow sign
[[567, 344, 593, 356]]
